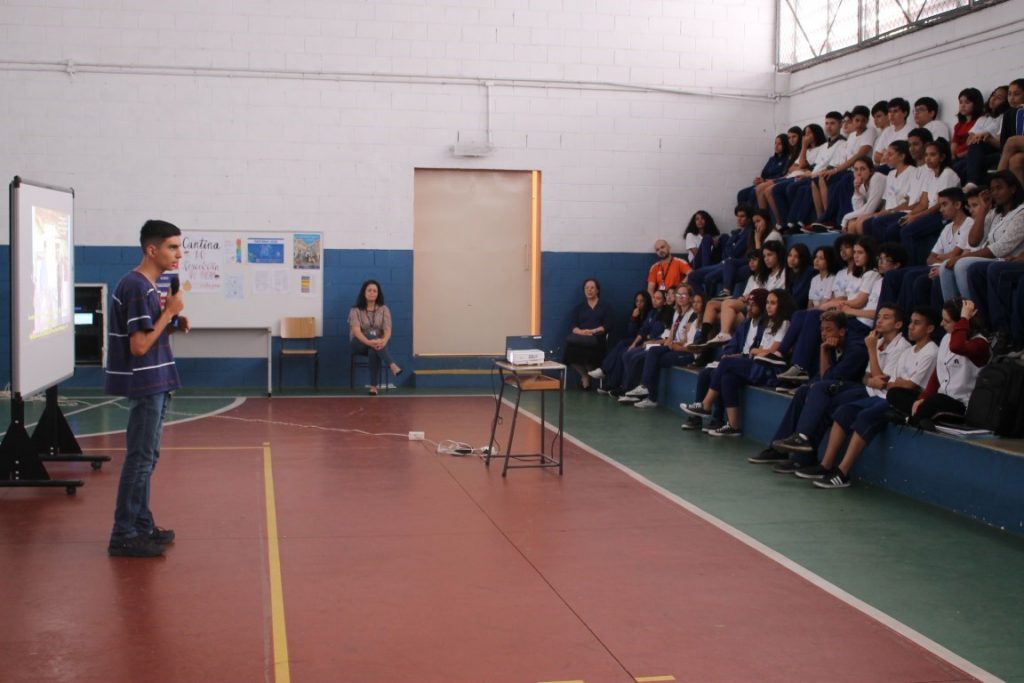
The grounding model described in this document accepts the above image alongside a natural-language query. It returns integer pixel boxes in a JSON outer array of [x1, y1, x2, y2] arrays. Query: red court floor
[[0, 396, 981, 682]]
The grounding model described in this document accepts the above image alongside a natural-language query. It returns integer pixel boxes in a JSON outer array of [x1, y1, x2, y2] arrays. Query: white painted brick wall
[[0, 0, 778, 253]]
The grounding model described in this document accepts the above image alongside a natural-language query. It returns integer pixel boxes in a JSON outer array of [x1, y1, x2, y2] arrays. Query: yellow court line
[[263, 442, 291, 683]]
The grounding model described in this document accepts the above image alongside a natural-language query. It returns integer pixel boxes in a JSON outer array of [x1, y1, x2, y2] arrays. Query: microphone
[[169, 275, 180, 328]]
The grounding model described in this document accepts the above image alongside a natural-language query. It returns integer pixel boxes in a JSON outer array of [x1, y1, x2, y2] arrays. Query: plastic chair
[[279, 317, 319, 390]]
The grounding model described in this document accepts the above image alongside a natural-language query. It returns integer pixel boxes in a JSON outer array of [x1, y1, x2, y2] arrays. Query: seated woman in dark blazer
[[563, 277, 613, 390]]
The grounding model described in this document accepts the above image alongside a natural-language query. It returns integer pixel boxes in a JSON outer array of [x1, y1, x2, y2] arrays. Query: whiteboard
[[169, 230, 323, 336]]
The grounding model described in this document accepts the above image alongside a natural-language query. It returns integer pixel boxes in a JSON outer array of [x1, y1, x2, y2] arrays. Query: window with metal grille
[[778, 0, 1006, 70]]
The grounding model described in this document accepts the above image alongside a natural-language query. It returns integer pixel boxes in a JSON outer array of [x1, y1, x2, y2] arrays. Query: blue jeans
[[112, 391, 170, 539], [351, 339, 394, 387]]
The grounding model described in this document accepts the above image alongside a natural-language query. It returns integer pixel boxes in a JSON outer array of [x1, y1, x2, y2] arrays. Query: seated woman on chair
[[349, 279, 401, 395]]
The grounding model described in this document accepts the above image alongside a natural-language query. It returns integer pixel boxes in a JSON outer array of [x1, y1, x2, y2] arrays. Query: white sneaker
[[587, 368, 605, 379], [633, 398, 657, 409], [705, 361, 719, 369], [705, 332, 731, 346], [618, 395, 639, 403], [624, 385, 649, 397]]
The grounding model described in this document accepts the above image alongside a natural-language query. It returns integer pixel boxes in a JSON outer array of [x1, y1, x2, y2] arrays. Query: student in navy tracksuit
[[737, 134, 792, 207], [745, 310, 869, 468], [681, 289, 796, 437], [687, 204, 753, 297]]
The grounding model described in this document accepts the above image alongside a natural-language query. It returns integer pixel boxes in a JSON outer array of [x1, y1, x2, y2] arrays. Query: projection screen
[[9, 177, 76, 398]]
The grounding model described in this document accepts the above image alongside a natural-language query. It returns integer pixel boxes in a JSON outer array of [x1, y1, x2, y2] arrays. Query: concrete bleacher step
[[662, 365, 1024, 535]]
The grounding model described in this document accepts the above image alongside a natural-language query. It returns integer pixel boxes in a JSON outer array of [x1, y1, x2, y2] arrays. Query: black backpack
[[965, 356, 1024, 437]]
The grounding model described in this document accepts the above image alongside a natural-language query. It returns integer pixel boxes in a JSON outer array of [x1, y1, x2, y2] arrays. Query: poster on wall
[[181, 233, 229, 293], [293, 233, 321, 269], [248, 237, 285, 265]]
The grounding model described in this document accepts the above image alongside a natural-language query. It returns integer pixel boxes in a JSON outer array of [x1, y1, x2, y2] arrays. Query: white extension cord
[[434, 440, 493, 457]]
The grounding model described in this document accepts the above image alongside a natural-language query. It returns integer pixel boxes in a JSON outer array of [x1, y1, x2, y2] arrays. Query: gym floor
[[0, 390, 1021, 682]]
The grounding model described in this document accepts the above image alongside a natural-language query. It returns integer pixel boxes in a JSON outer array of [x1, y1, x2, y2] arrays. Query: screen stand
[[34, 386, 111, 470], [0, 393, 83, 495]]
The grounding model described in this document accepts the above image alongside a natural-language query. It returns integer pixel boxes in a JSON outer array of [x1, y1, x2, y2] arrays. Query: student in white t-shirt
[[758, 124, 827, 227], [840, 157, 887, 231], [682, 210, 721, 266], [811, 307, 939, 489], [874, 98, 912, 166], [899, 138, 961, 265], [909, 299, 990, 426], [853, 140, 919, 237], [914, 96, 951, 142], [705, 241, 788, 344], [813, 105, 877, 223], [927, 187, 973, 273]]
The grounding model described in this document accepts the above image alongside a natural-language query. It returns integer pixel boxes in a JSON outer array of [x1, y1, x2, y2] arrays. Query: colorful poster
[[300, 275, 312, 294], [181, 233, 228, 293], [293, 233, 321, 269], [248, 237, 285, 264]]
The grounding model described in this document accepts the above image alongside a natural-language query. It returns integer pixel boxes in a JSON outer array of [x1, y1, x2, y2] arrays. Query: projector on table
[[506, 349, 545, 365]]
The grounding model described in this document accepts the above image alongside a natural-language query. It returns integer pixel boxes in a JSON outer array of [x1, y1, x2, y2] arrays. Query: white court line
[[504, 398, 1001, 683], [74, 397, 248, 439], [24, 397, 122, 430]]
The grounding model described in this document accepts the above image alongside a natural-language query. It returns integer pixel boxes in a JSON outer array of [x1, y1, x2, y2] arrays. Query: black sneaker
[[794, 463, 829, 479], [681, 416, 703, 430], [148, 527, 176, 545], [707, 424, 741, 437], [108, 535, 165, 558], [747, 448, 788, 464], [813, 468, 851, 489], [771, 460, 802, 474], [754, 352, 787, 367], [702, 419, 723, 433], [772, 434, 814, 454]]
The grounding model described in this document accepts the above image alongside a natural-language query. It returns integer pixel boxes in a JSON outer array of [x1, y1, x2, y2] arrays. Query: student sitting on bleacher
[[680, 288, 794, 437], [906, 298, 990, 428], [811, 105, 877, 229], [704, 242, 787, 346], [775, 236, 880, 383], [939, 185, 997, 301], [759, 124, 826, 228], [588, 290, 651, 392], [785, 243, 814, 308], [766, 303, 911, 468], [737, 134, 793, 208], [958, 86, 1009, 185], [747, 310, 870, 465], [687, 204, 753, 298], [805, 307, 939, 489], [848, 140, 917, 236], [951, 88, 984, 164], [899, 187, 973, 314], [914, 96, 952, 143], [776, 112, 846, 233], [836, 156, 887, 233], [875, 98, 912, 168], [869, 100, 891, 169], [954, 172, 1024, 342], [753, 245, 839, 370], [996, 134, 1024, 188], [591, 289, 667, 395], [621, 285, 704, 408], [898, 138, 962, 266], [681, 210, 721, 268], [707, 209, 782, 300]]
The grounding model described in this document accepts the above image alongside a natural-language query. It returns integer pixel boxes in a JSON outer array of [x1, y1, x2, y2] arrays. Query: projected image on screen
[[30, 206, 73, 339], [9, 178, 77, 399]]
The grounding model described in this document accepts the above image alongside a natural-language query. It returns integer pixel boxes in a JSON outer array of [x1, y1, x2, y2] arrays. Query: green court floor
[[542, 391, 1024, 682]]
